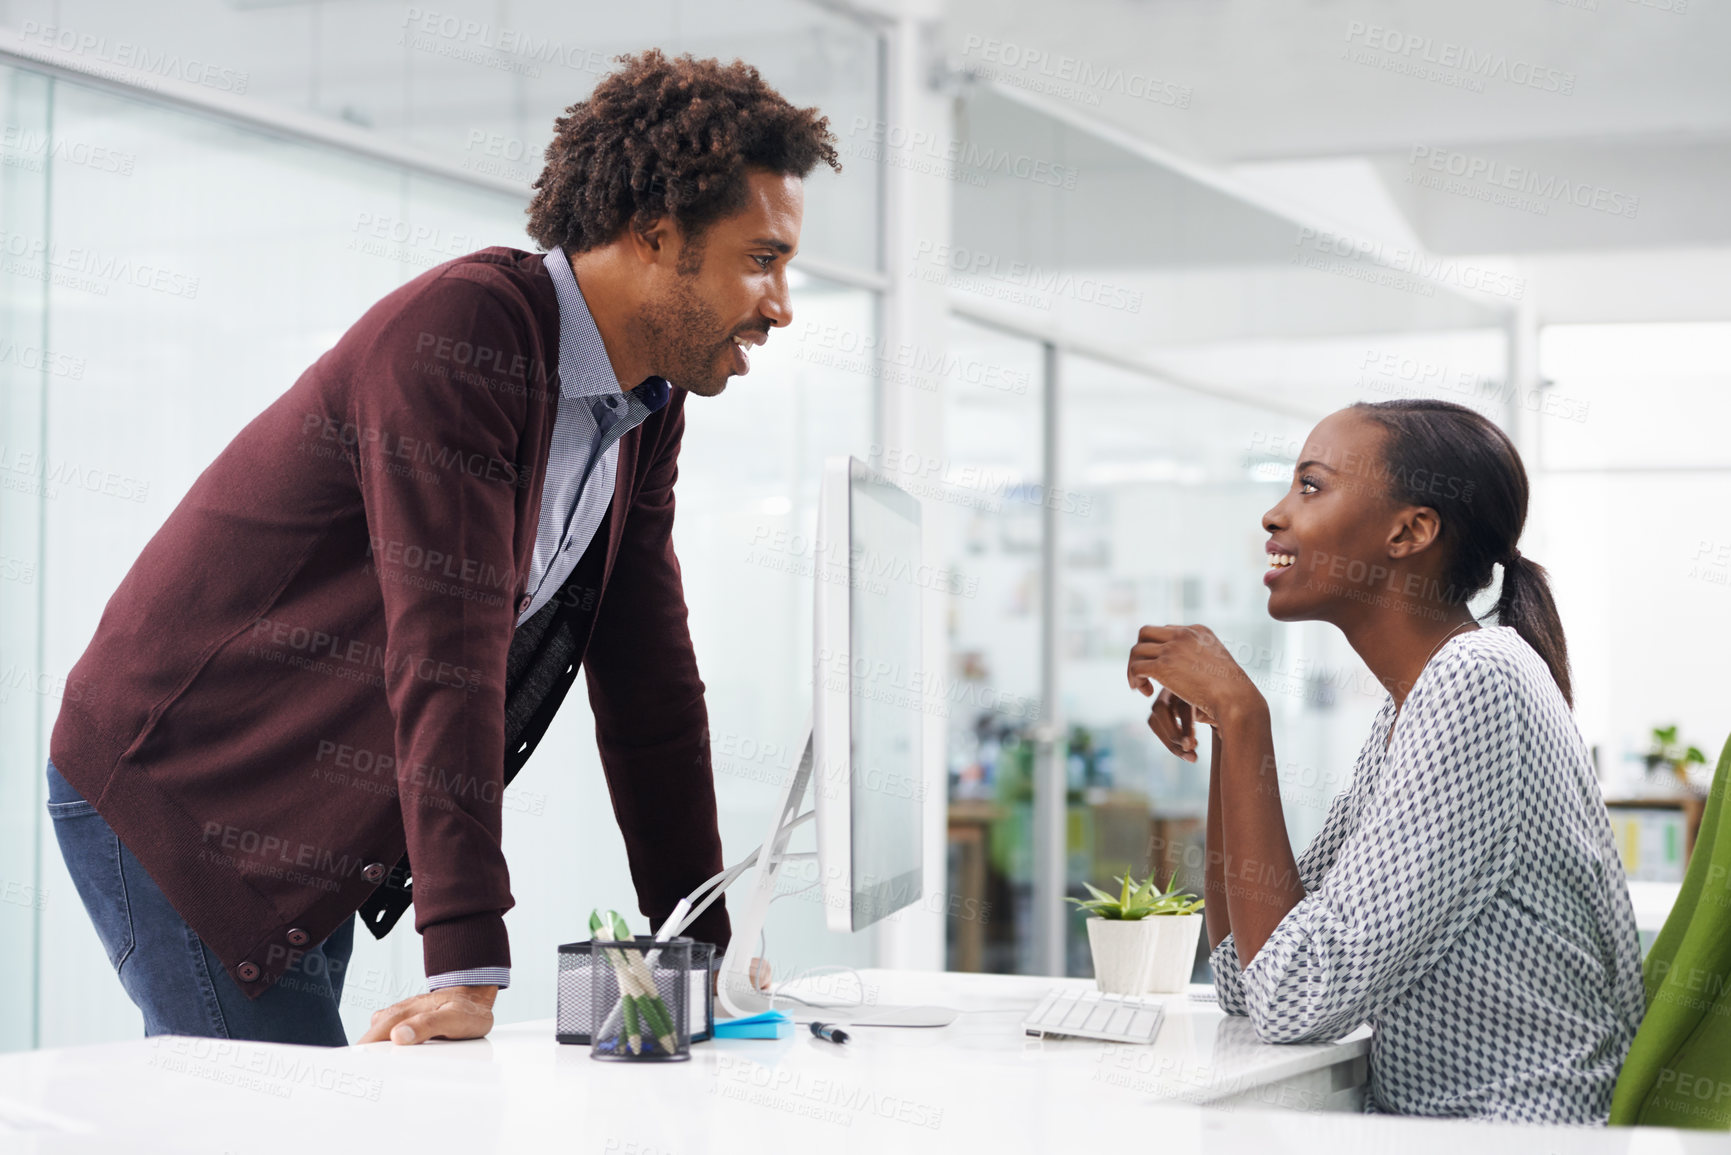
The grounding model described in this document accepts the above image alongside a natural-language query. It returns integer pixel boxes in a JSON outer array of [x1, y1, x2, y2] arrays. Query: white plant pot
[[1084, 914, 1204, 996], [1141, 913, 1204, 994], [1085, 917, 1161, 995]]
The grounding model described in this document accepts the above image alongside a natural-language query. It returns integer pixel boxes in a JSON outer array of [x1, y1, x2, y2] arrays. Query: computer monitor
[[709, 455, 932, 1018], [813, 456, 925, 934]]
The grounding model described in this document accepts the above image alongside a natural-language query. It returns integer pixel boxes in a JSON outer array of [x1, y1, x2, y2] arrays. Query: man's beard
[[636, 275, 734, 398]]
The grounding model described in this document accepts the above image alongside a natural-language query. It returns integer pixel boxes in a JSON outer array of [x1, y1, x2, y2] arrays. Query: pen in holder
[[588, 937, 696, 1062], [556, 937, 714, 1045]]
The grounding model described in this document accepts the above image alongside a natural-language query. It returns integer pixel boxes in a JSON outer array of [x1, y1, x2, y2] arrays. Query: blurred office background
[[2, 0, 1726, 1051]]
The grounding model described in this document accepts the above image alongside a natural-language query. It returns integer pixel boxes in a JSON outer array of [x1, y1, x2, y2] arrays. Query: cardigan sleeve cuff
[[421, 910, 510, 979]]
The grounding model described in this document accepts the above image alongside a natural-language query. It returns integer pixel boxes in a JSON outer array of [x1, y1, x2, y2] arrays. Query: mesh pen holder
[[556, 937, 713, 1051], [588, 938, 695, 1062]]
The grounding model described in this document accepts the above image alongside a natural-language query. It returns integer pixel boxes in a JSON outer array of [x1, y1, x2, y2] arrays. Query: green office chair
[[1610, 731, 1731, 1129]]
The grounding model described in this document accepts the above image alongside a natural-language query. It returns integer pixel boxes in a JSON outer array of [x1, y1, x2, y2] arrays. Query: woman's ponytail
[[1494, 550, 1573, 708], [1353, 399, 1574, 708]]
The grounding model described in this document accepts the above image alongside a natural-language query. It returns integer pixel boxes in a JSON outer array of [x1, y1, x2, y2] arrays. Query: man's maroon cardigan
[[49, 247, 730, 998]]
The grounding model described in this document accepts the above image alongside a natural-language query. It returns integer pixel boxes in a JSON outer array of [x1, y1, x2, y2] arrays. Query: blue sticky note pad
[[713, 1010, 793, 1039]]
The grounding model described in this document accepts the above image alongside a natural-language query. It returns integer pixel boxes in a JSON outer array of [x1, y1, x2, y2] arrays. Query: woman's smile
[[1264, 541, 1299, 586]]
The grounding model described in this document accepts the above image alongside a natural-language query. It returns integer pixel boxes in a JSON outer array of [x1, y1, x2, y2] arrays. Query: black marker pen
[[810, 1021, 850, 1045]]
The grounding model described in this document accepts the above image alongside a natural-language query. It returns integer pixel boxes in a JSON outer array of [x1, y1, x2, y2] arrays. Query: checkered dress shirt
[[1211, 626, 1645, 1123]]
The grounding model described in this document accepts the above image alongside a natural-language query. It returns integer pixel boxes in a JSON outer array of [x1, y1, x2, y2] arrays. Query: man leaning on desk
[[43, 51, 836, 1048]]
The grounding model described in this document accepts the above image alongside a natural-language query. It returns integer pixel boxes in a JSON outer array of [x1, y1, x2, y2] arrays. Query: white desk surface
[[0, 968, 1714, 1154]]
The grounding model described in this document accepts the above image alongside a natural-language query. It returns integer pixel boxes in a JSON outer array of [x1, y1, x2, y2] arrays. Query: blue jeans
[[47, 759, 357, 1046]]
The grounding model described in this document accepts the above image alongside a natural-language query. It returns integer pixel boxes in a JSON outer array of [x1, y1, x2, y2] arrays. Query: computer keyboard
[[1021, 987, 1166, 1044]]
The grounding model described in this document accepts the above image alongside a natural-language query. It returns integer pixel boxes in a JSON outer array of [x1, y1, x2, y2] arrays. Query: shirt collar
[[544, 245, 628, 401], [544, 246, 675, 415]]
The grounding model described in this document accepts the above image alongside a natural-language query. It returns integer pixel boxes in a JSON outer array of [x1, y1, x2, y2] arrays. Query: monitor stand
[[712, 724, 956, 1029], [716, 723, 815, 1019]]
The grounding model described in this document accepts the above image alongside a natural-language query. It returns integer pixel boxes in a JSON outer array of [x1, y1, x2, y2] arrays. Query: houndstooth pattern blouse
[[1210, 626, 1646, 1123]]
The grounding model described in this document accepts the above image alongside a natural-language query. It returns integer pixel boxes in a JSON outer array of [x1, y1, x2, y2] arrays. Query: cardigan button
[[362, 862, 386, 884], [237, 962, 260, 982], [517, 596, 531, 613], [287, 928, 309, 947]]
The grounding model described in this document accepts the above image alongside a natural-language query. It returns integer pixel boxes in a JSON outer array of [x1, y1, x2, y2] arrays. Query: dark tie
[[635, 375, 671, 412]]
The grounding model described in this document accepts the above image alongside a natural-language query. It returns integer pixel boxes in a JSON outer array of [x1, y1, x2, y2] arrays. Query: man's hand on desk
[[352, 958, 766, 1043], [356, 984, 497, 1046]]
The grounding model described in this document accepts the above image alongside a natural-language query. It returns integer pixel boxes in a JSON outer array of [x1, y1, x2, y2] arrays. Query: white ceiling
[[6, 0, 1725, 327], [941, 0, 1731, 163], [937, 0, 1731, 323]]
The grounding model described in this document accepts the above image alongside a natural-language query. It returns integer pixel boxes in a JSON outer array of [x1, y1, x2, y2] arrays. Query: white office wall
[[1531, 323, 1731, 783]]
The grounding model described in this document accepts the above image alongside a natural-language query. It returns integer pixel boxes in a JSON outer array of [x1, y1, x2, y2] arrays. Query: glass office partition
[[936, 316, 1047, 973], [6, 0, 882, 273], [929, 331, 1396, 980], [1053, 354, 1387, 978], [4, 73, 534, 1051], [677, 275, 878, 979], [0, 48, 884, 1050], [929, 81, 1517, 981], [0, 60, 54, 1055]]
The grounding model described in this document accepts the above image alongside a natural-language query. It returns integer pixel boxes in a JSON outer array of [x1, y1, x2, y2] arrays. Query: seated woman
[[1126, 399, 1644, 1124]]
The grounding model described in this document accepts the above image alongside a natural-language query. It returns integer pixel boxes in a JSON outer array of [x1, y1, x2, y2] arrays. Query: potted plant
[[1648, 725, 1712, 865], [1648, 725, 1710, 794], [1067, 872, 1205, 995]]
